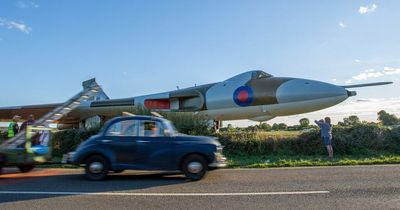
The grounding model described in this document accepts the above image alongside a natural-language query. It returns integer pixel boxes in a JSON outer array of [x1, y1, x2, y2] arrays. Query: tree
[[259, 123, 272, 131], [299, 118, 310, 128], [245, 125, 258, 132], [278, 123, 288, 130], [343, 115, 361, 126], [226, 124, 235, 132], [272, 123, 279, 131], [378, 110, 399, 126]]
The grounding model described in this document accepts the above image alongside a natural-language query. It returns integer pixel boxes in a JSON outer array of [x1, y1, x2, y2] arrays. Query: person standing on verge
[[7, 115, 20, 139], [314, 117, 333, 158]]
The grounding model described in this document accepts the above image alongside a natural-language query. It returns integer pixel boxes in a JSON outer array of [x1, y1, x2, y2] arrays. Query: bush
[[52, 126, 101, 157], [50, 111, 399, 158], [161, 112, 212, 136], [127, 106, 212, 136], [218, 124, 400, 156]]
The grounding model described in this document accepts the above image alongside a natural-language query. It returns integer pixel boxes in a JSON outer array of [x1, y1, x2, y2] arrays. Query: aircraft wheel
[[84, 155, 109, 181], [182, 154, 208, 181], [18, 164, 36, 173]]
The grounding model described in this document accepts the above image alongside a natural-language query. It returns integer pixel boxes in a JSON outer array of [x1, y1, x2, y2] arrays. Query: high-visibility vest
[[7, 122, 16, 138]]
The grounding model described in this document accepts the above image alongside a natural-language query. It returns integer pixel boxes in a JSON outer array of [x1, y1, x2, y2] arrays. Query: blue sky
[[1, 1, 399, 124]]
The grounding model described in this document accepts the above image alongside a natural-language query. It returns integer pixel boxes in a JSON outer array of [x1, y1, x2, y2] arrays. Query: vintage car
[[65, 115, 226, 181]]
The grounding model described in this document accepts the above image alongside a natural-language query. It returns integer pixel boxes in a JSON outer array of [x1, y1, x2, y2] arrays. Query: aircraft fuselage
[[70, 71, 351, 122]]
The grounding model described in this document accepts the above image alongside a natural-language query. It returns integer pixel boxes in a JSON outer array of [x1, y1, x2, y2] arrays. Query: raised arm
[[314, 120, 322, 126]]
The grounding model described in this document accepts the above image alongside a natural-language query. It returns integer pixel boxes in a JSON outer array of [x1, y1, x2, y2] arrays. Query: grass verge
[[37, 154, 400, 169], [227, 154, 400, 168]]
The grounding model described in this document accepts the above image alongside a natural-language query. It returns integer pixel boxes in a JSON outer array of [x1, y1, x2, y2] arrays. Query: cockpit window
[[225, 70, 273, 81], [252, 71, 273, 79]]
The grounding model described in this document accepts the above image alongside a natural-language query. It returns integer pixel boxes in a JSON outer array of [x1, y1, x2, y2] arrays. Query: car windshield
[[163, 120, 178, 135]]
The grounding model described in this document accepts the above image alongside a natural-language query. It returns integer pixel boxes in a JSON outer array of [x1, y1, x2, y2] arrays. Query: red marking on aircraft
[[237, 90, 249, 102], [144, 99, 170, 109]]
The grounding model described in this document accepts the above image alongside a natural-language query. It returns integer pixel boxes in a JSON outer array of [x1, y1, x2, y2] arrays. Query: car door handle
[[137, 140, 150, 143], [101, 139, 112, 143]]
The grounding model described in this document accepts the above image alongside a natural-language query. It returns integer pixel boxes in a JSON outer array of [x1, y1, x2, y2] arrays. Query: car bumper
[[208, 155, 227, 168], [61, 152, 76, 164]]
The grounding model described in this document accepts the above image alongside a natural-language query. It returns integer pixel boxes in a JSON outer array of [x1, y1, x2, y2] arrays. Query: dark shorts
[[322, 136, 332, 146]]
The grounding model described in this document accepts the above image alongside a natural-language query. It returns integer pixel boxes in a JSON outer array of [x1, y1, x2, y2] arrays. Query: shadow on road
[[0, 168, 189, 204]]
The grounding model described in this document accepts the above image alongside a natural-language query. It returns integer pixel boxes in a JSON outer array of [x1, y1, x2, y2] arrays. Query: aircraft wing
[[0, 103, 61, 121], [341, 82, 393, 89]]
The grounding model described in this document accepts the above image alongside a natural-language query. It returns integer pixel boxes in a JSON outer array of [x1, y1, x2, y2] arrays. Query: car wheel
[[18, 164, 36, 173], [182, 154, 208, 181], [84, 155, 109, 181]]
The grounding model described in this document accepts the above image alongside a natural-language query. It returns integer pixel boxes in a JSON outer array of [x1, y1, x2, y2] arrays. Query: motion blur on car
[[64, 115, 226, 181]]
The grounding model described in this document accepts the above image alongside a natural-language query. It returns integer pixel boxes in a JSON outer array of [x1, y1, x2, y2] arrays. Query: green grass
[[227, 153, 400, 168], [36, 153, 400, 169]]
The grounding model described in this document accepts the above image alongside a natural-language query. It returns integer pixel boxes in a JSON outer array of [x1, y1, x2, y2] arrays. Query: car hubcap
[[89, 162, 103, 174], [188, 162, 203, 174]]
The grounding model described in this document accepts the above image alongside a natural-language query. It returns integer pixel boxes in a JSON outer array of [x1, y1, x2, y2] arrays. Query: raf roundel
[[233, 86, 254, 107]]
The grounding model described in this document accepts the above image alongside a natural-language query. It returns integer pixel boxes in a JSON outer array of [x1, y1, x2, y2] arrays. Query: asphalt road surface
[[0, 165, 399, 210]]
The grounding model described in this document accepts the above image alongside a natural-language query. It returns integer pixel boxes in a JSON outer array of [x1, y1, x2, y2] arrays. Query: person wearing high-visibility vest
[[7, 115, 20, 138]]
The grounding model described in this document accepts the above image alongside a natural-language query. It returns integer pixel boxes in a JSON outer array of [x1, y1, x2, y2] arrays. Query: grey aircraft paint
[[0, 70, 392, 124]]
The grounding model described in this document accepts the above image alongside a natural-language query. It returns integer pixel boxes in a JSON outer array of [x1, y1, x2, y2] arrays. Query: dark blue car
[[65, 115, 226, 181]]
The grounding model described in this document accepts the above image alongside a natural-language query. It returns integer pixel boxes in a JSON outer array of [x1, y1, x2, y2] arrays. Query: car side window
[[105, 120, 138, 137], [139, 120, 163, 137]]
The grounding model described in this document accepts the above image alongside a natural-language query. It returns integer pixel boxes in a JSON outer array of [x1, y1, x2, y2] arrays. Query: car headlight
[[216, 145, 223, 154]]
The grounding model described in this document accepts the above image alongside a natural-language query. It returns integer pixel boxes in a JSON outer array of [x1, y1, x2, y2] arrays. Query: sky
[[0, 1, 399, 126]]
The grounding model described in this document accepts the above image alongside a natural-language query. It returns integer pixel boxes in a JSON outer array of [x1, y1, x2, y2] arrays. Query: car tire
[[182, 154, 208, 181], [84, 155, 109, 181], [18, 164, 36, 173]]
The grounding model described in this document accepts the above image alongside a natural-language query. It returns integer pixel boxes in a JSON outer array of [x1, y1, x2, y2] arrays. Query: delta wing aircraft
[[0, 70, 392, 128]]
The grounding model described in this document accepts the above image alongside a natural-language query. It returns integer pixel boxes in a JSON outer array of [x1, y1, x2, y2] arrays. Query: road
[[0, 165, 400, 210]]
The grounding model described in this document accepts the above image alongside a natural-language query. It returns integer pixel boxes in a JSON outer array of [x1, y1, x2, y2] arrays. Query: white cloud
[[383, 67, 400, 75], [30, 1, 39, 8], [332, 78, 337, 82], [352, 72, 383, 80], [339, 22, 347, 28], [0, 18, 32, 34], [348, 67, 400, 81], [359, 4, 377, 14], [16, 1, 28, 8], [345, 80, 353, 84], [354, 59, 361, 63], [16, 1, 38, 9]]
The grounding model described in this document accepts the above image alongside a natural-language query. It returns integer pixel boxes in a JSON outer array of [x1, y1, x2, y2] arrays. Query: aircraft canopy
[[226, 70, 273, 81]]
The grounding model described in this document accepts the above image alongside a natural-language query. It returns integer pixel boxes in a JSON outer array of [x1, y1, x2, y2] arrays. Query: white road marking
[[0, 190, 329, 196]]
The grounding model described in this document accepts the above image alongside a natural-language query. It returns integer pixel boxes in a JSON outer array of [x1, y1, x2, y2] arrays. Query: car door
[[103, 119, 139, 165], [134, 119, 175, 170]]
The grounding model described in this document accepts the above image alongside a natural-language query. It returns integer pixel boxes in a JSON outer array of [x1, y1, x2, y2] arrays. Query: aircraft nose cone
[[276, 79, 348, 103]]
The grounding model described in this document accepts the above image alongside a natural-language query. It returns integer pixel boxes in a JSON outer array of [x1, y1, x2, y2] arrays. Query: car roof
[[109, 115, 167, 122]]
